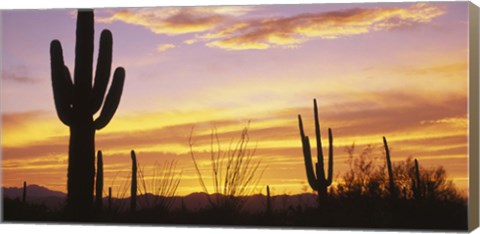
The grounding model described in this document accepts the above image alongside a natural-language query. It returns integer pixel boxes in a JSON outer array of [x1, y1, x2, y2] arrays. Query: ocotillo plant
[[298, 99, 333, 206], [131, 150, 137, 212], [266, 185, 271, 215], [22, 181, 27, 203], [95, 150, 104, 210], [412, 158, 422, 200], [383, 137, 397, 201], [50, 10, 125, 217]]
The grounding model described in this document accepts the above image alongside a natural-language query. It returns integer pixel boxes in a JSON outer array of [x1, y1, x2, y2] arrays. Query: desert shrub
[[336, 143, 388, 198], [335, 143, 464, 203], [137, 160, 182, 211], [189, 124, 264, 213]]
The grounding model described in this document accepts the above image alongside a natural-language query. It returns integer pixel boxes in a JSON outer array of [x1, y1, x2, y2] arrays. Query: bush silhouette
[[335, 143, 464, 204], [337, 143, 387, 198]]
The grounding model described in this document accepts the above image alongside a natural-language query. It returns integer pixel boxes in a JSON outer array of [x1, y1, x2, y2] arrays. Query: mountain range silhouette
[[3, 184, 318, 213]]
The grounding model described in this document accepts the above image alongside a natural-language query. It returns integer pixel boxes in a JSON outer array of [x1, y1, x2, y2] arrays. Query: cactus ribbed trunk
[[68, 123, 95, 215], [130, 150, 137, 213], [22, 181, 27, 203], [95, 150, 104, 210]]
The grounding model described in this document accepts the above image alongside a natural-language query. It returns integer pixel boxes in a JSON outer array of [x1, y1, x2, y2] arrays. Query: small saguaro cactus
[[108, 187, 112, 212], [95, 150, 104, 210], [266, 185, 271, 215], [383, 137, 397, 201], [22, 181, 27, 203], [412, 158, 422, 200], [50, 9, 125, 217], [298, 99, 333, 206], [130, 150, 137, 212]]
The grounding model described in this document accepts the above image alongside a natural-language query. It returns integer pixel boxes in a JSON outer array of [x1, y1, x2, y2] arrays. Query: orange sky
[[1, 2, 471, 197]]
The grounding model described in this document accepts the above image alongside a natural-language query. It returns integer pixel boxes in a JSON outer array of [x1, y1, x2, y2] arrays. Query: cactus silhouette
[[383, 137, 397, 201], [49, 9, 125, 218], [22, 181, 27, 203], [130, 150, 137, 212], [298, 99, 333, 206], [95, 150, 104, 210], [412, 158, 422, 200], [266, 185, 271, 215], [108, 187, 112, 212]]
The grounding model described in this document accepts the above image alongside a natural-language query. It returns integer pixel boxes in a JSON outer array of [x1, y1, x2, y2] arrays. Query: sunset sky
[[1, 2, 470, 197]]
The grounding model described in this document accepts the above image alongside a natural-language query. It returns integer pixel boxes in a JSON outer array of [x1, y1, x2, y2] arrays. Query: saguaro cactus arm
[[50, 41, 73, 126], [313, 99, 326, 181], [298, 115, 320, 191], [326, 128, 333, 186], [91, 30, 113, 114], [94, 68, 125, 130]]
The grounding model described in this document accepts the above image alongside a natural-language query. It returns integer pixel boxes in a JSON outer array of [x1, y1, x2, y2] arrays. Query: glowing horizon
[[1, 2, 470, 197]]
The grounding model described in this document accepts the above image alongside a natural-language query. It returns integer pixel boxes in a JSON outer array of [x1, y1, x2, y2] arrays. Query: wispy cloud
[[2, 111, 66, 147], [97, 6, 254, 35], [2, 70, 40, 84], [157, 43, 176, 52], [97, 3, 445, 51], [205, 3, 446, 50], [2, 111, 47, 127], [396, 62, 467, 76]]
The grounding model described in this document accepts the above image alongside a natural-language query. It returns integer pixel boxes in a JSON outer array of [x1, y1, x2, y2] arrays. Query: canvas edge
[[0, 9, 4, 223], [469, 1, 480, 232], [0, 3, 476, 232]]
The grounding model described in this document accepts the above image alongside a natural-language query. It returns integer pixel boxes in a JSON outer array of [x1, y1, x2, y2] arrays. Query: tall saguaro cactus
[[383, 137, 397, 201], [50, 10, 125, 217], [95, 150, 104, 210], [130, 150, 137, 212], [298, 99, 333, 206]]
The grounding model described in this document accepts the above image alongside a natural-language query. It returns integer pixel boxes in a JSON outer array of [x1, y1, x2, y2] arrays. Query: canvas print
[[1, 1, 477, 231]]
